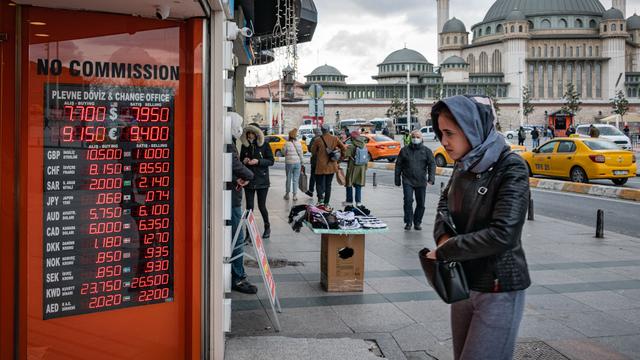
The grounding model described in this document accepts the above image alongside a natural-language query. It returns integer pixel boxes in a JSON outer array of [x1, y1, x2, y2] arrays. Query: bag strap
[[293, 141, 303, 162]]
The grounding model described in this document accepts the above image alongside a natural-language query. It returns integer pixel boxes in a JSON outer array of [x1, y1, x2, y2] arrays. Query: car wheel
[[611, 178, 628, 186], [570, 166, 588, 183], [275, 150, 282, 157], [435, 154, 447, 168], [507, 133, 513, 139]]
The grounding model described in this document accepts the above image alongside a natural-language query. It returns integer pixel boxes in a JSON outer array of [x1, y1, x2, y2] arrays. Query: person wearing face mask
[[228, 113, 258, 294], [429, 95, 530, 360], [239, 123, 275, 239], [394, 130, 436, 231]]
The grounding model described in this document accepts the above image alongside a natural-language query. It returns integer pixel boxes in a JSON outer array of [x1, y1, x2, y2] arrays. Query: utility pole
[[278, 75, 283, 134], [406, 70, 411, 131], [268, 86, 273, 134], [518, 60, 524, 127]]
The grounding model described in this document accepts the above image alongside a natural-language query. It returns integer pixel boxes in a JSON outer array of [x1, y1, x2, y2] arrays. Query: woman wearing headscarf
[[283, 128, 303, 201], [428, 95, 531, 360], [239, 124, 274, 238], [343, 130, 368, 211]]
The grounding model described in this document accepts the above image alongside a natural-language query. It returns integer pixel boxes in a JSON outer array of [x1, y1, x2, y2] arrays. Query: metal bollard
[[372, 172, 377, 187], [527, 196, 534, 221], [596, 209, 604, 238]]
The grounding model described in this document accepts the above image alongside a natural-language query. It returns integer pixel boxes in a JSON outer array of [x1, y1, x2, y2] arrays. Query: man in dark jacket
[[530, 126, 540, 148], [395, 130, 436, 230], [305, 127, 322, 197], [230, 116, 258, 294]]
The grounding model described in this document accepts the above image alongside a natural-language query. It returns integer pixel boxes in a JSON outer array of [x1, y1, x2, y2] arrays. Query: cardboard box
[[320, 234, 365, 292]]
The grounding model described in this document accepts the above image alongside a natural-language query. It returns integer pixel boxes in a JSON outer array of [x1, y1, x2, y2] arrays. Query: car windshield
[[374, 135, 393, 142], [597, 127, 624, 136], [583, 140, 621, 150]]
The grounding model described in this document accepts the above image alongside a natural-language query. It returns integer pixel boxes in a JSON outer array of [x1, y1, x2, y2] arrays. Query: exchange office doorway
[[0, 3, 208, 359]]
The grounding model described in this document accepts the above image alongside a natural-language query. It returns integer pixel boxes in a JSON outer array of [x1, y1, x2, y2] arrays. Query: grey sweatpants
[[451, 290, 525, 360]]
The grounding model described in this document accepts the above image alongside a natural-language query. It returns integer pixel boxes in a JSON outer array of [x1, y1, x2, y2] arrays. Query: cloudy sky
[[245, 0, 619, 86]]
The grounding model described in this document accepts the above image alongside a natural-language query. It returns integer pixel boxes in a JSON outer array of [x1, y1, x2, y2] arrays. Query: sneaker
[[404, 223, 412, 231], [305, 191, 313, 197], [414, 224, 422, 231], [232, 279, 258, 294], [283, 193, 290, 200], [293, 194, 298, 201], [357, 205, 371, 216]]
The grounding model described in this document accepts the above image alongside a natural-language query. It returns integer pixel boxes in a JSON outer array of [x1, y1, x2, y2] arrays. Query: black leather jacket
[[433, 150, 531, 293]]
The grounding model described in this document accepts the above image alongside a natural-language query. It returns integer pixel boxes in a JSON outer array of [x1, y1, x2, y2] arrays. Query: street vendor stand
[[305, 223, 387, 292]]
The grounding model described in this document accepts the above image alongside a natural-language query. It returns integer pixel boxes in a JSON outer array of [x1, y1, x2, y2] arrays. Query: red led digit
[[145, 190, 170, 202], [150, 107, 159, 122], [95, 250, 122, 264], [89, 177, 122, 190], [160, 107, 169, 122], [144, 246, 169, 259], [96, 192, 122, 204], [95, 265, 122, 279], [62, 126, 74, 142], [87, 148, 122, 160], [93, 235, 122, 249], [144, 260, 169, 273], [140, 107, 150, 121], [142, 232, 170, 244], [88, 294, 122, 309], [137, 288, 170, 302]]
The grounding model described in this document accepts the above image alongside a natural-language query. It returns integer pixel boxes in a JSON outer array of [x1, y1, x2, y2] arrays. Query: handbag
[[320, 135, 341, 161], [335, 167, 346, 186], [299, 165, 308, 192], [418, 210, 469, 304]]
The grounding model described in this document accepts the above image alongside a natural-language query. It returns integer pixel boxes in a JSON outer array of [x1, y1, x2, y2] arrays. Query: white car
[[502, 126, 534, 139], [420, 126, 437, 141], [575, 124, 631, 150]]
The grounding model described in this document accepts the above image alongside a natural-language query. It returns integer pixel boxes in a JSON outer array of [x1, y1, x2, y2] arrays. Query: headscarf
[[431, 95, 508, 173]]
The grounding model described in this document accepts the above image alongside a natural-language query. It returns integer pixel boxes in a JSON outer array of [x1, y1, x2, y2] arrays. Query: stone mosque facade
[[250, 0, 640, 130]]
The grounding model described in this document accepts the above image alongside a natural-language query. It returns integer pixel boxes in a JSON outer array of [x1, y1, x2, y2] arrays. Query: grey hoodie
[[431, 95, 508, 173]]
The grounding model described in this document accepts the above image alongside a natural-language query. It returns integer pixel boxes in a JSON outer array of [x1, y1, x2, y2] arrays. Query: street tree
[[610, 90, 630, 121], [561, 83, 582, 115], [386, 97, 418, 120], [486, 88, 500, 117], [522, 86, 534, 121]]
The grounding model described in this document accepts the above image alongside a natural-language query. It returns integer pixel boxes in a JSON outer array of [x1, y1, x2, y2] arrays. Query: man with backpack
[[395, 130, 436, 231], [344, 130, 369, 214], [310, 123, 346, 208]]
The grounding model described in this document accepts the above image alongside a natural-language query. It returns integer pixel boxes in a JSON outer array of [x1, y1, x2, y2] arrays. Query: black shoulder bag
[[418, 212, 470, 304]]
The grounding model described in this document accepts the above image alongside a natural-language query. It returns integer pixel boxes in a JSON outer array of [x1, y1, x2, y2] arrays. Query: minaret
[[436, 0, 450, 64], [612, 0, 626, 18], [601, 8, 628, 98]]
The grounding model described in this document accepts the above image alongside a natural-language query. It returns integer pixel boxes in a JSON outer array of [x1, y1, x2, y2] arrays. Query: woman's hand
[[243, 158, 250, 164], [249, 159, 259, 165]]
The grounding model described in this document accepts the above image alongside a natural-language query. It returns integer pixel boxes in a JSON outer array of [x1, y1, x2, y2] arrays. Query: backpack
[[354, 146, 369, 166]]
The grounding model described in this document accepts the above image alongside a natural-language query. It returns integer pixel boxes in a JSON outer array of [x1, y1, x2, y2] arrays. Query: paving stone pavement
[[225, 169, 640, 360]]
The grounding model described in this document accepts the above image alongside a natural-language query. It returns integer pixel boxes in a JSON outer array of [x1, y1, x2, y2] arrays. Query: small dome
[[505, 9, 526, 21], [381, 48, 429, 64], [628, 13, 640, 30], [306, 65, 345, 77], [442, 56, 467, 65], [442, 17, 466, 33], [603, 7, 625, 21]]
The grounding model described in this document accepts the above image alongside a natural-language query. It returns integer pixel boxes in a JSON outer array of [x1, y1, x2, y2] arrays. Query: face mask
[[411, 138, 422, 145]]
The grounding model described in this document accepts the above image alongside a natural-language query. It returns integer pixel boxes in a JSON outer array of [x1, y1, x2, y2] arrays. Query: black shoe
[[305, 190, 313, 197], [404, 223, 412, 231], [262, 225, 271, 239], [357, 205, 371, 216], [232, 279, 258, 294], [414, 224, 422, 231]]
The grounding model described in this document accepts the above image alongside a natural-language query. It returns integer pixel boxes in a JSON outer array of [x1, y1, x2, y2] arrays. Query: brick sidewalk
[[225, 169, 640, 360]]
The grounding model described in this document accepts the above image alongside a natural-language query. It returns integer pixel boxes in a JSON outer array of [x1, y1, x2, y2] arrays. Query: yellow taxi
[[265, 135, 308, 157], [433, 143, 526, 168], [520, 137, 637, 185]]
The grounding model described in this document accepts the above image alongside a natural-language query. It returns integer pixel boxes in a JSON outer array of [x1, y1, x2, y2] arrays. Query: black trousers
[[308, 159, 317, 193], [403, 183, 426, 225], [244, 188, 270, 227], [316, 173, 334, 205]]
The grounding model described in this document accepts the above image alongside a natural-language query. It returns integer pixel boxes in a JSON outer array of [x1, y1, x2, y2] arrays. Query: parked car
[[265, 135, 308, 157], [502, 126, 533, 139], [433, 143, 526, 168], [520, 137, 636, 185], [298, 125, 316, 146], [345, 134, 401, 162], [420, 126, 437, 141], [575, 124, 632, 150]]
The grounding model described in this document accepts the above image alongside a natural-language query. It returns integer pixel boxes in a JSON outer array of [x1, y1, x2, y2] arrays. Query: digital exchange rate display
[[43, 84, 175, 319]]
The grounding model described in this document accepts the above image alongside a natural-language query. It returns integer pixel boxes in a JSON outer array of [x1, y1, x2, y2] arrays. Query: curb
[[274, 158, 640, 202]]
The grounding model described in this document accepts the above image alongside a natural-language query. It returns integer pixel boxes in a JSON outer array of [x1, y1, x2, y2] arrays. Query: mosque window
[[576, 47, 580, 57], [575, 19, 584, 28], [467, 54, 475, 73], [479, 52, 489, 72], [492, 50, 502, 72], [560, 19, 568, 28], [511, 25, 515, 33], [551, 47, 554, 57], [545, 46, 548, 57], [576, 64, 583, 96], [589, 19, 597, 28], [567, 63, 574, 85], [486, 26, 492, 35], [595, 46, 599, 56], [446, 36, 450, 44], [519, 25, 524, 32], [531, 47, 535, 57], [538, 64, 545, 97], [603, 25, 607, 32], [479, 29, 483, 36], [537, 47, 541, 57], [621, 24, 623, 31], [528, 21, 534, 29], [454, 36, 458, 44], [564, 44, 567, 56], [557, 47, 560, 57], [548, 64, 554, 98], [612, 24, 617, 31], [595, 63, 602, 97], [497, 24, 503, 33], [541, 19, 551, 28], [569, 47, 573, 57], [557, 64, 564, 95], [528, 64, 535, 96], [586, 63, 592, 98]]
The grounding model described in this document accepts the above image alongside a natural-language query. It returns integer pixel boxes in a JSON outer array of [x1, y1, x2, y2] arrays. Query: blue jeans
[[285, 163, 301, 194], [532, 138, 539, 148], [230, 206, 245, 283], [345, 185, 362, 204], [451, 290, 526, 360]]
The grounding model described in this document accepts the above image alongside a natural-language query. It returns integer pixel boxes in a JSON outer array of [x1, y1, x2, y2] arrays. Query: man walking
[[517, 126, 526, 146], [395, 130, 436, 230], [531, 126, 540, 148]]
